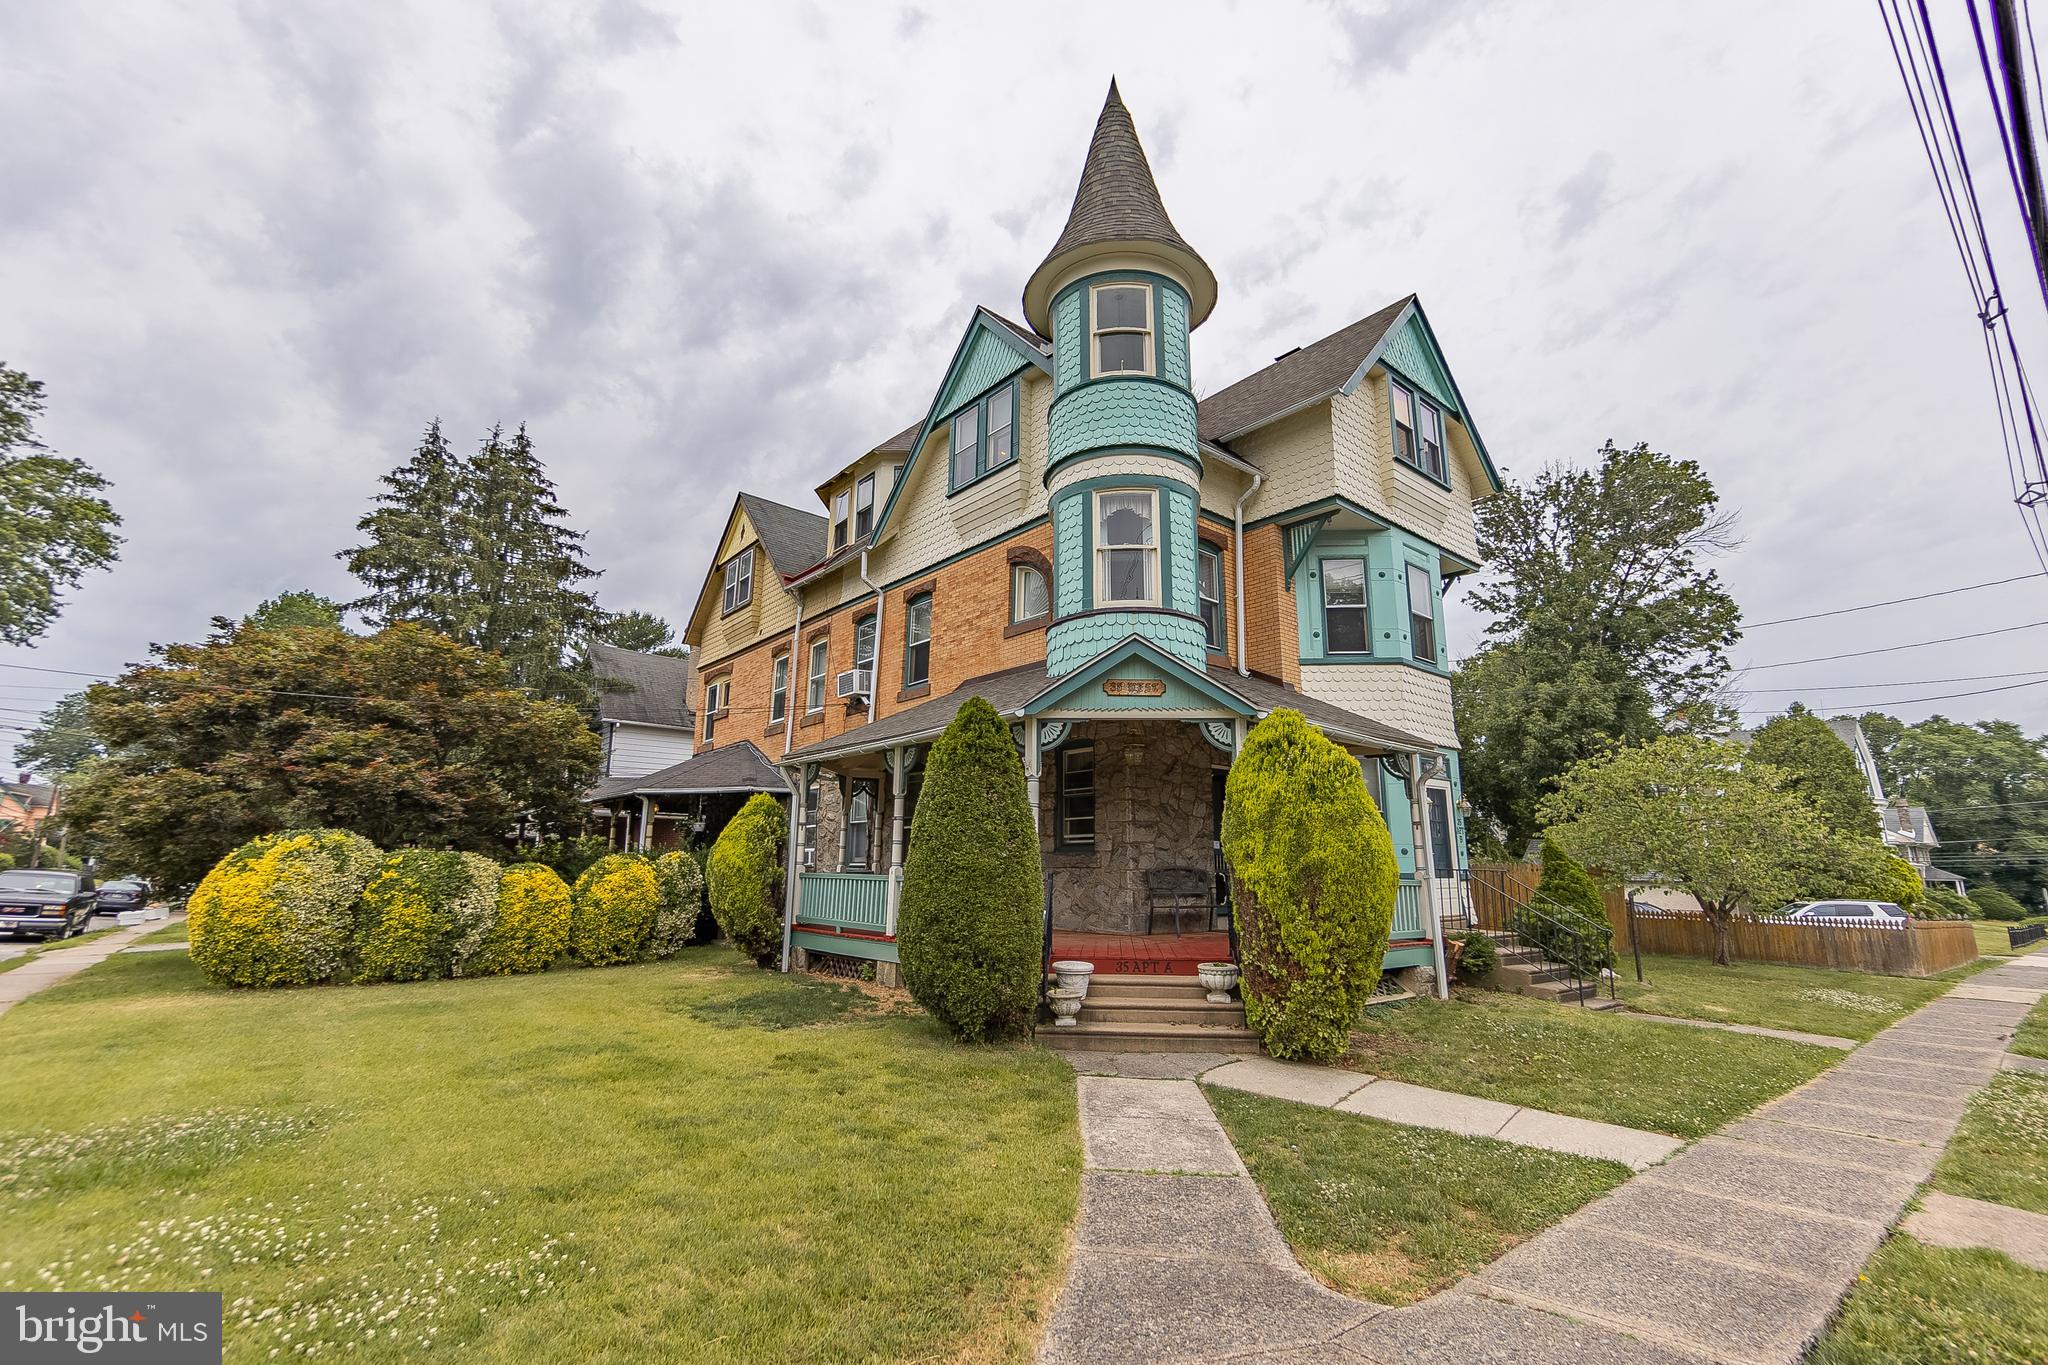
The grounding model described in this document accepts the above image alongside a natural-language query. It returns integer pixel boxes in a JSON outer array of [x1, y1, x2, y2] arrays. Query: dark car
[[0, 869, 97, 940], [94, 878, 150, 916]]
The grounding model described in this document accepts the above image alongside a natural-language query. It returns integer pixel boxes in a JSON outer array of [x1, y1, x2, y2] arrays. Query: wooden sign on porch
[[1103, 677, 1167, 697]]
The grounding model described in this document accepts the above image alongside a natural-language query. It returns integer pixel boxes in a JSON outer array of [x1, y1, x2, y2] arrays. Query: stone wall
[[1040, 719, 1225, 933]]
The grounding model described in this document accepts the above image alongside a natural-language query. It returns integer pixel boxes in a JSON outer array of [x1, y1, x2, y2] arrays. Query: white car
[[1782, 900, 1909, 924]]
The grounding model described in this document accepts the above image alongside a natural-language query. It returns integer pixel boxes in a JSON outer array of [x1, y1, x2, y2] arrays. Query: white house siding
[[606, 722, 696, 780], [1299, 664, 1459, 749]]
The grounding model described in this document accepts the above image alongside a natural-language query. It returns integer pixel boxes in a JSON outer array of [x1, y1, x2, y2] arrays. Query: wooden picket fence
[[1469, 863, 1980, 978]]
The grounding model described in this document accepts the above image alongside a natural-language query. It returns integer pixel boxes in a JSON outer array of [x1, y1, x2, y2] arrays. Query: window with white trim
[[854, 473, 876, 539], [769, 653, 789, 724], [903, 593, 932, 688], [720, 547, 754, 615], [1011, 563, 1048, 624], [1095, 489, 1158, 607], [831, 489, 850, 552], [1405, 563, 1437, 663], [949, 406, 979, 489], [1057, 744, 1096, 848], [844, 779, 877, 872], [703, 677, 729, 742], [805, 638, 829, 713], [1091, 283, 1152, 376], [984, 385, 1014, 470], [1322, 558, 1369, 655], [1198, 542, 1225, 650], [1391, 378, 1448, 482], [853, 613, 877, 686]]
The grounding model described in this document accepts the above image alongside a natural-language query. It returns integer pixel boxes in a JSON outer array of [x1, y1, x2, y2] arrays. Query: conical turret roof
[[1023, 79, 1217, 333]]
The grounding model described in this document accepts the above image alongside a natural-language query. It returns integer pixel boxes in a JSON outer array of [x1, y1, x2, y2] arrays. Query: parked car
[[0, 869, 98, 940], [1783, 900, 1909, 925], [94, 878, 150, 916]]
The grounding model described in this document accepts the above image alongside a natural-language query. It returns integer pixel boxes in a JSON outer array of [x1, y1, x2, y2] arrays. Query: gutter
[[1231, 468, 1263, 677]]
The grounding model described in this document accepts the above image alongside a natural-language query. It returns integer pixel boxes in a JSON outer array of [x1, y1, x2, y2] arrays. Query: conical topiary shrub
[[187, 828, 384, 988], [355, 848, 501, 983], [568, 854, 660, 965], [1221, 709, 1397, 1061], [707, 793, 787, 966], [1528, 836, 1616, 977], [897, 695, 1044, 1042], [648, 849, 708, 959]]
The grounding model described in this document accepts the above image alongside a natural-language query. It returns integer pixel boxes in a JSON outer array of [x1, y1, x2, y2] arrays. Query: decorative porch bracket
[[1281, 512, 1336, 583], [1197, 720, 1236, 753]]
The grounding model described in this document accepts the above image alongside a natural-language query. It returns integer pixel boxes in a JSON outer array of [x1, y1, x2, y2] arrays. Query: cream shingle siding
[[1299, 664, 1459, 749], [1230, 404, 1335, 514], [692, 508, 797, 667], [1047, 450, 1191, 495], [1332, 371, 1481, 565]]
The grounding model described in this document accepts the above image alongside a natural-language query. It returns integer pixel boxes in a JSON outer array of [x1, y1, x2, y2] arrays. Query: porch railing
[[1393, 878, 1426, 940], [795, 871, 890, 936]]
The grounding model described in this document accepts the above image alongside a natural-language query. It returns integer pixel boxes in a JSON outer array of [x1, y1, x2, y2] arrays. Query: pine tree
[[342, 419, 467, 631]]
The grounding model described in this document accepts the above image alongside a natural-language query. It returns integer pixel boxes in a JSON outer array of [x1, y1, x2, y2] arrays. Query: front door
[[1421, 783, 1459, 925]]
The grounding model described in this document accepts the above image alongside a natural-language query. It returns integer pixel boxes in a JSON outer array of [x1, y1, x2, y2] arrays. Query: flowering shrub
[[355, 850, 502, 984], [647, 850, 707, 959], [467, 863, 572, 976], [568, 855, 659, 965], [188, 829, 383, 987]]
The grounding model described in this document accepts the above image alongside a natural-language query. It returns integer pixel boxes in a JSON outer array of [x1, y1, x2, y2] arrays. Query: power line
[[1740, 668, 2048, 692], [1739, 675, 2048, 719], [1739, 618, 2048, 670], [1743, 572, 2046, 627]]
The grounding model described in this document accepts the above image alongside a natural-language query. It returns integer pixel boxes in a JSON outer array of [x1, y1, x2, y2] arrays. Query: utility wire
[[1739, 618, 2048, 670], [1744, 572, 2047, 626], [1741, 668, 2048, 691]]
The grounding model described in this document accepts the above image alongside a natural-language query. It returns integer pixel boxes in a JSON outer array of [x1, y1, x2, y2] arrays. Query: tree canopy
[[244, 590, 347, 632], [15, 690, 102, 779], [1861, 711, 2048, 904], [593, 609, 686, 657], [1743, 704, 1879, 839], [0, 363, 121, 645], [1454, 442, 1740, 848], [61, 620, 599, 888]]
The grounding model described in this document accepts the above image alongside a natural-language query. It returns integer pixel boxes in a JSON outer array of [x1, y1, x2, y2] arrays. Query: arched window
[[1010, 563, 1048, 624]]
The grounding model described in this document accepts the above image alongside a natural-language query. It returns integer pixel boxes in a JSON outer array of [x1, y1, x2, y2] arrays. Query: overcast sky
[[5, 0, 2048, 767]]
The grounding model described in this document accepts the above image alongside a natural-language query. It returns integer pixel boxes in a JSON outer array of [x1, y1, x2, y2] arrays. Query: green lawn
[[0, 947, 1078, 1362], [1206, 1088, 1629, 1305], [1931, 1071, 2048, 1215], [1812, 1236, 2048, 1364], [129, 916, 189, 945], [2014, 996, 2048, 1060], [1970, 919, 2045, 957], [1344, 991, 1838, 1138], [1613, 953, 1958, 1042]]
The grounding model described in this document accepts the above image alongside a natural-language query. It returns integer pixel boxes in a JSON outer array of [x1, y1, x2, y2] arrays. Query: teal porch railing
[[1393, 878, 1425, 940], [796, 871, 891, 936]]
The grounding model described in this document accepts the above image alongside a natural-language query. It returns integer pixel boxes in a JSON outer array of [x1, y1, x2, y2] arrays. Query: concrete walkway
[[1904, 1191, 2048, 1271], [1618, 1011, 1860, 1051], [0, 920, 165, 1016], [1041, 957, 2047, 1363]]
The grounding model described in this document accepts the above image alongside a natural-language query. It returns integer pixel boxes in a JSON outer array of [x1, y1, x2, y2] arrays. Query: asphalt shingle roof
[[584, 739, 790, 803], [589, 643, 693, 729], [737, 493, 828, 580], [1033, 80, 1207, 296], [1197, 296, 1413, 444]]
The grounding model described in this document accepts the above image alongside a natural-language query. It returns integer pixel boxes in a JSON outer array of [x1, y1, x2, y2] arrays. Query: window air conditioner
[[835, 667, 872, 700]]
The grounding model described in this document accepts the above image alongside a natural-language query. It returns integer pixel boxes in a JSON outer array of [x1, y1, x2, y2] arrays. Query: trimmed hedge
[[708, 793, 786, 965], [355, 849, 501, 983], [568, 854, 660, 965], [1971, 885, 2032, 922], [648, 849, 707, 959], [1221, 709, 1398, 1062], [468, 863, 572, 975], [187, 829, 383, 988], [1917, 886, 1975, 920], [897, 696, 1043, 1042]]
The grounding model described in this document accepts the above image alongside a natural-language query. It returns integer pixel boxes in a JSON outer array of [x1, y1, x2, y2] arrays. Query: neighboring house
[[585, 643, 720, 850], [675, 82, 1500, 991], [0, 775, 60, 843]]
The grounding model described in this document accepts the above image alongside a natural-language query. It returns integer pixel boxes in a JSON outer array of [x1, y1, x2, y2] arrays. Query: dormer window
[[946, 380, 1019, 493], [950, 406, 979, 488], [1091, 283, 1153, 376], [854, 473, 876, 538], [1391, 378, 1449, 483], [831, 489, 850, 552], [720, 547, 754, 615]]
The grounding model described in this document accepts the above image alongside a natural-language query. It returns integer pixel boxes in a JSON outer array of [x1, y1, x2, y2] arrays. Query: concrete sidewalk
[[0, 920, 166, 1016]]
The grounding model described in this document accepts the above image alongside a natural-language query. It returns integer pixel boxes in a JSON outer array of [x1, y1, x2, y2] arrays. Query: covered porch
[[582, 740, 792, 854]]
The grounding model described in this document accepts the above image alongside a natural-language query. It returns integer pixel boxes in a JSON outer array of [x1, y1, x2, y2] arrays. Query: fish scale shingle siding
[[1049, 380, 1199, 468]]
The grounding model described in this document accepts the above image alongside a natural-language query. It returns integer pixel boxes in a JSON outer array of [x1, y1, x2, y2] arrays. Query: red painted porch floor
[[1050, 930, 1231, 977]]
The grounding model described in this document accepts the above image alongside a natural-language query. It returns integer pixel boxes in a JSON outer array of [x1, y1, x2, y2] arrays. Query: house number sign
[[1103, 678, 1166, 697]]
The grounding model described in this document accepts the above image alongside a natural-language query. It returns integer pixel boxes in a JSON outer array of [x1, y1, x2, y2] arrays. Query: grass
[[1613, 953, 1959, 1042], [1969, 919, 2044, 957], [0, 946, 1079, 1363], [1345, 990, 1838, 1138], [1206, 1088, 1629, 1305], [2014, 995, 2048, 1060], [1931, 1071, 2048, 1215], [1811, 1235, 2048, 1364], [130, 916, 189, 945]]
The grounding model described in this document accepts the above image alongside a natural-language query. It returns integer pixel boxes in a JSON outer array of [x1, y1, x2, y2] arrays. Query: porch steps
[[1476, 930, 1624, 1009], [1040, 974, 1262, 1054]]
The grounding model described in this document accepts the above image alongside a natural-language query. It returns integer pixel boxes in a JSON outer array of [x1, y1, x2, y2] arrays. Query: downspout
[[858, 547, 886, 711], [781, 588, 805, 759], [778, 765, 801, 973], [1232, 470, 1264, 676]]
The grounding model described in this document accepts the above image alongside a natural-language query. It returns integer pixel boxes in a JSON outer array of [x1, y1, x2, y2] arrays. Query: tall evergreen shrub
[[1527, 837, 1616, 976], [1221, 709, 1398, 1062], [1971, 885, 2031, 921], [707, 794, 787, 965], [896, 696, 1043, 1042]]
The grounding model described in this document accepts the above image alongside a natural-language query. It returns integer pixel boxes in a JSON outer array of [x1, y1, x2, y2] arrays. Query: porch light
[[1456, 798, 1472, 816], [591, 806, 613, 819]]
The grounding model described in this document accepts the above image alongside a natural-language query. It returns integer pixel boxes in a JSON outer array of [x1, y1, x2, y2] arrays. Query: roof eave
[[1022, 238, 1218, 337]]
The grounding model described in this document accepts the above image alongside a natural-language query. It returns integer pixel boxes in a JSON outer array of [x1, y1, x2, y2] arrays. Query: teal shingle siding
[[1046, 611, 1208, 675], [1053, 495, 1086, 615], [1167, 487, 1197, 615], [1160, 284, 1191, 386], [1292, 523, 1450, 669], [1054, 291, 1085, 393], [1048, 380, 1199, 468], [937, 330, 1029, 423], [1381, 314, 1456, 412]]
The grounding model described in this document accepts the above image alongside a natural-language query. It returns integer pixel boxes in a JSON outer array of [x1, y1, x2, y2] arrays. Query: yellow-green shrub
[[468, 863, 571, 975], [1221, 710, 1398, 1062], [569, 854, 659, 965], [187, 829, 383, 988], [648, 849, 706, 959], [354, 850, 501, 983], [708, 793, 786, 966]]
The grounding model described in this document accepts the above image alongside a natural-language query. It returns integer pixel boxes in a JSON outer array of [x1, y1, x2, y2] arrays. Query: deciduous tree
[[1744, 704, 1880, 839], [0, 363, 121, 645]]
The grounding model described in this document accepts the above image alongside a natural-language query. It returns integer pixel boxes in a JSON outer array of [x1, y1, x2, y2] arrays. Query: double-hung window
[[1390, 379, 1448, 482], [720, 547, 754, 614], [769, 653, 789, 724], [949, 406, 979, 489], [984, 385, 1014, 470], [703, 677, 729, 742], [1057, 744, 1096, 848], [854, 473, 876, 539], [1405, 563, 1437, 663], [805, 638, 829, 714], [1011, 563, 1048, 624], [844, 780, 876, 872], [1322, 558, 1369, 654], [853, 613, 877, 691], [1095, 489, 1158, 606], [1198, 542, 1225, 650], [903, 592, 932, 688], [800, 781, 819, 869], [1091, 283, 1152, 376], [831, 489, 850, 552]]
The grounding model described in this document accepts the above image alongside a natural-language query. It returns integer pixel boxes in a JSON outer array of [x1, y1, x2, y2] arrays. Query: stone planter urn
[[1046, 987, 1085, 1027], [1197, 961, 1240, 1004], [1052, 959, 1095, 999]]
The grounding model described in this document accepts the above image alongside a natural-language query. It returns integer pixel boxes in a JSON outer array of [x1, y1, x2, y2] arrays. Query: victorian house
[[625, 81, 1501, 995]]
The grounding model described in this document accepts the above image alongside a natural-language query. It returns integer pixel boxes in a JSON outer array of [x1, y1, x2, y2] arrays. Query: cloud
[[1329, 0, 1490, 76]]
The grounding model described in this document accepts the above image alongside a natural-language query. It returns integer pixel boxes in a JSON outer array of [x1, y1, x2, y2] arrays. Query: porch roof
[[781, 657, 1442, 765], [584, 739, 792, 803]]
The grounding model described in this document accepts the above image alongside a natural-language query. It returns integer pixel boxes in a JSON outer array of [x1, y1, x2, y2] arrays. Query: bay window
[[1095, 489, 1158, 607]]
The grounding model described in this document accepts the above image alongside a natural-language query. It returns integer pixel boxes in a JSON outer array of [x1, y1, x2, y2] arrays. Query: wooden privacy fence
[[1469, 863, 1981, 978]]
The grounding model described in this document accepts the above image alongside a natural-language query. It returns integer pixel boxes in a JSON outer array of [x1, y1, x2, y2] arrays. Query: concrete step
[[1039, 1018, 1263, 1053], [1080, 996, 1246, 1027], [1073, 974, 1214, 1000]]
